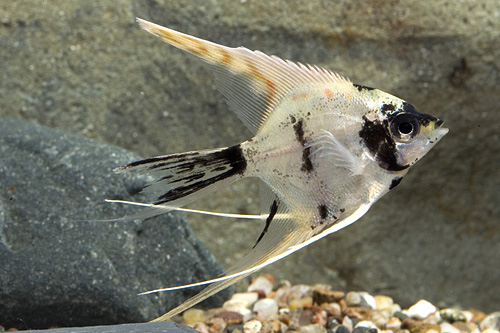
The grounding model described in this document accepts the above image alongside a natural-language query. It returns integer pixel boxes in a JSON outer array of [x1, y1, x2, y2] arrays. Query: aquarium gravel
[[176, 275, 500, 333]]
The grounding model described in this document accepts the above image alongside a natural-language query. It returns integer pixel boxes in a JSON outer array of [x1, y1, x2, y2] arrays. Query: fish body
[[116, 19, 448, 321]]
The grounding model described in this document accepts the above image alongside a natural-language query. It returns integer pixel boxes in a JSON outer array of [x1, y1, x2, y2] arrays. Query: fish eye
[[390, 113, 420, 142]]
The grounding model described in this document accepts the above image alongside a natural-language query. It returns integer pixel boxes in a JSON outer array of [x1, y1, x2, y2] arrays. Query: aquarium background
[[0, 0, 498, 318]]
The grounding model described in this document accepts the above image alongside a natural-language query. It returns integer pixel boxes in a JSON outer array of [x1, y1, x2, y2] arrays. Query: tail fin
[[116, 144, 247, 219]]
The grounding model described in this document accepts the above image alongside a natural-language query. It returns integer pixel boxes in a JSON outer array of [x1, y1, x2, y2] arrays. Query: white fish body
[[115, 18, 449, 321]]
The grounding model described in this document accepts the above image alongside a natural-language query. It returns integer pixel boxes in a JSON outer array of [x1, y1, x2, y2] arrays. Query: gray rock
[[0, 117, 231, 329], [23, 321, 197, 333], [0, 0, 499, 314]]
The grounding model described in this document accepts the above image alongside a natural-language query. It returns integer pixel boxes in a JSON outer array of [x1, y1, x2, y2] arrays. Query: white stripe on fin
[[104, 199, 262, 220]]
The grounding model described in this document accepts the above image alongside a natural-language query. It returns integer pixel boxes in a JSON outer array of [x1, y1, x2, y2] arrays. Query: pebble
[[243, 319, 262, 333], [227, 292, 259, 307], [440, 322, 461, 333], [183, 308, 207, 325], [386, 316, 402, 329], [227, 324, 244, 333], [261, 319, 287, 333], [223, 293, 258, 321], [289, 296, 313, 310], [408, 323, 441, 333], [289, 284, 312, 300], [355, 320, 378, 330], [321, 302, 342, 317], [422, 311, 441, 325], [274, 286, 293, 309], [214, 310, 244, 326], [300, 323, 327, 333], [439, 308, 466, 323], [405, 299, 437, 319], [248, 276, 274, 296], [374, 295, 393, 310], [313, 288, 345, 304], [371, 310, 389, 328], [342, 315, 354, 331], [334, 325, 350, 333], [481, 312, 500, 331], [352, 327, 377, 333], [207, 317, 226, 333], [191, 322, 210, 333], [346, 291, 377, 309], [253, 298, 279, 321], [223, 301, 252, 322], [312, 310, 328, 327]]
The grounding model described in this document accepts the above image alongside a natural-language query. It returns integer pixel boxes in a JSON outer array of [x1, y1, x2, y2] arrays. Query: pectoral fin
[[307, 129, 364, 175]]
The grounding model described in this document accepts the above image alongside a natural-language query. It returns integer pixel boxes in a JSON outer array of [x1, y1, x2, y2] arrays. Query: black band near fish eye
[[390, 113, 420, 142]]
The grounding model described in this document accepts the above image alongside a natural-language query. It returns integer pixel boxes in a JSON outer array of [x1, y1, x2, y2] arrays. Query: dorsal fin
[[137, 18, 350, 134]]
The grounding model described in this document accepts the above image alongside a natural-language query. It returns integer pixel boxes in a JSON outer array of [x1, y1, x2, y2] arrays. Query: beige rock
[[289, 296, 313, 310], [183, 308, 207, 325], [244, 319, 262, 333]]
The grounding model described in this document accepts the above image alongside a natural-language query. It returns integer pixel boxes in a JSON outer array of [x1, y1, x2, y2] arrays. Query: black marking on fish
[[381, 103, 396, 115], [293, 118, 306, 145], [154, 144, 247, 204], [353, 83, 375, 92], [301, 147, 313, 173], [120, 151, 200, 171], [359, 116, 409, 172], [293, 118, 314, 173], [318, 204, 328, 219], [340, 208, 345, 213], [389, 176, 403, 190], [254, 200, 278, 248], [290, 115, 297, 124], [212, 165, 227, 172], [400, 102, 437, 127]]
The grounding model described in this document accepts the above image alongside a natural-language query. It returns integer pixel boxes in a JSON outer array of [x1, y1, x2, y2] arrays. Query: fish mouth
[[432, 119, 449, 141]]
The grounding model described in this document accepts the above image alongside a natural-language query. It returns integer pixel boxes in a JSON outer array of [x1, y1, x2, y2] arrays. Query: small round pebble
[[253, 298, 279, 321], [374, 295, 393, 310], [342, 315, 354, 331], [300, 323, 327, 333], [481, 312, 500, 331], [346, 291, 377, 309], [243, 319, 262, 333], [440, 322, 461, 333], [355, 320, 378, 329], [440, 308, 466, 323], [334, 325, 350, 333], [183, 308, 206, 325], [313, 288, 345, 304], [191, 322, 210, 333], [214, 310, 244, 325], [406, 299, 437, 319], [248, 276, 274, 296], [227, 292, 259, 307], [352, 326, 377, 333], [207, 317, 226, 332], [386, 316, 402, 329], [289, 296, 313, 310]]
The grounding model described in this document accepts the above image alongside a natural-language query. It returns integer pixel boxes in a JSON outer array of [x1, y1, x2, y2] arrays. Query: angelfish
[[113, 18, 448, 321]]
